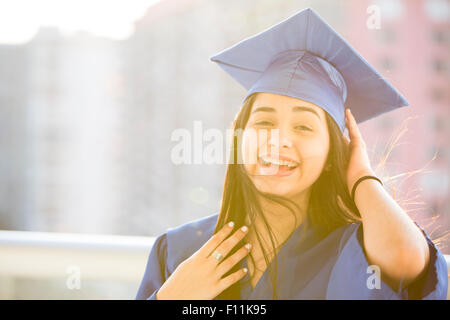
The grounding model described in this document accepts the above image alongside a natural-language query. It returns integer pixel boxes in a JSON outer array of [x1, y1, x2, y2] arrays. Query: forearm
[[354, 178, 430, 287]]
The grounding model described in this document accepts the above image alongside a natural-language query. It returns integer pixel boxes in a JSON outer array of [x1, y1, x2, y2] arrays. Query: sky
[[1, 0, 448, 44], [0, 0, 162, 44]]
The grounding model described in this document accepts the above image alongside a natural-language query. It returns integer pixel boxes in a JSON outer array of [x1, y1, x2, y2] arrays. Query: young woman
[[135, 8, 448, 300]]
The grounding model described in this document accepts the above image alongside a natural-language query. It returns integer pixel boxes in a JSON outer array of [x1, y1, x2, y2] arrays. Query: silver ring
[[211, 250, 223, 262]]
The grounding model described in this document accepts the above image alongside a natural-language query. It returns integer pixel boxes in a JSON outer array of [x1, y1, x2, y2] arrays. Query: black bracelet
[[351, 175, 383, 203]]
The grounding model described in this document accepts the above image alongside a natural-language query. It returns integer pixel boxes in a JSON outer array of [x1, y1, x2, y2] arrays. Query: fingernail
[[241, 226, 248, 232], [245, 243, 252, 250], [228, 221, 234, 228]]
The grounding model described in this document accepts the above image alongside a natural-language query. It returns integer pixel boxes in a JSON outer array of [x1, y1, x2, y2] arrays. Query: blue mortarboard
[[209, 8, 409, 133]]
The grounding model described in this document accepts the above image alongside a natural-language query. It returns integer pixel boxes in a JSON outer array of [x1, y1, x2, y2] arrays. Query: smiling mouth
[[258, 155, 299, 171]]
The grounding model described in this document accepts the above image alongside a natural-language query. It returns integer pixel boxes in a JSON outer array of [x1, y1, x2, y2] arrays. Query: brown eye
[[295, 125, 312, 131], [255, 121, 273, 126]]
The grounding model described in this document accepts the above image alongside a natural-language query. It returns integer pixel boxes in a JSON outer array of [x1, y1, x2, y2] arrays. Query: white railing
[[0, 230, 154, 281], [0, 230, 155, 299], [0, 230, 449, 299]]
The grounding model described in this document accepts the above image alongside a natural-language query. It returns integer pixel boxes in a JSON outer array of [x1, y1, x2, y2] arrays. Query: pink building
[[341, 0, 449, 251]]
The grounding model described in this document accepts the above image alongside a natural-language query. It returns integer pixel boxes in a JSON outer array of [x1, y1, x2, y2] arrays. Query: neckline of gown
[[240, 214, 315, 294]]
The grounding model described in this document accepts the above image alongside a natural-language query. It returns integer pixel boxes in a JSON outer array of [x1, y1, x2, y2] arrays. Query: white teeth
[[260, 156, 298, 168]]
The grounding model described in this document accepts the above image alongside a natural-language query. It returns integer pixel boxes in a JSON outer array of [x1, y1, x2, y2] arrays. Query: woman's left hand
[[344, 108, 376, 195]]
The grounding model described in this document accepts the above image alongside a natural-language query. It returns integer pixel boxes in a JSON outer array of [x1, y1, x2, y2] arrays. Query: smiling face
[[242, 92, 330, 198]]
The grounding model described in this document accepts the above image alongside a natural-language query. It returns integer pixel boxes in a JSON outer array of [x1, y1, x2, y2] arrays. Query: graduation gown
[[135, 212, 448, 300]]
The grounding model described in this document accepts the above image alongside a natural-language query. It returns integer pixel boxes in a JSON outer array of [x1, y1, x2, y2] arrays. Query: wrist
[[351, 175, 383, 204], [347, 168, 375, 194]]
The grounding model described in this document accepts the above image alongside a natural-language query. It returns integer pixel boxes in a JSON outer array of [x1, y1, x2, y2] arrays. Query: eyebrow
[[251, 105, 321, 119]]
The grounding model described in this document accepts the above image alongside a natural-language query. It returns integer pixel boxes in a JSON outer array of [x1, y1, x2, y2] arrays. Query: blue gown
[[135, 212, 448, 300]]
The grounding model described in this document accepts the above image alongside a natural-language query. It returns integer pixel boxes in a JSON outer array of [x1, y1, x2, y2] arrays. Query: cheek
[[241, 128, 274, 172], [298, 138, 329, 173]]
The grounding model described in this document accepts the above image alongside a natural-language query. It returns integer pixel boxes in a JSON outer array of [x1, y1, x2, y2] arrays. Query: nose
[[268, 128, 293, 148], [281, 138, 292, 148]]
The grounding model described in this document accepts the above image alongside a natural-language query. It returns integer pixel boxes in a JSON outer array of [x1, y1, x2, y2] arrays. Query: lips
[[258, 154, 300, 169], [257, 154, 300, 176]]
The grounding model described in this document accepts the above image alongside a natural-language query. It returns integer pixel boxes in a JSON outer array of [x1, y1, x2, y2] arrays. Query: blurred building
[[0, 42, 30, 229], [0, 27, 123, 234]]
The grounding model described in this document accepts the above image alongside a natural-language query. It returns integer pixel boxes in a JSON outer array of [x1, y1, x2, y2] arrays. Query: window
[[378, 57, 396, 71], [375, 0, 404, 20], [378, 28, 396, 44], [430, 87, 446, 102], [379, 116, 395, 130], [431, 58, 448, 73], [431, 29, 449, 44], [424, 0, 450, 23]]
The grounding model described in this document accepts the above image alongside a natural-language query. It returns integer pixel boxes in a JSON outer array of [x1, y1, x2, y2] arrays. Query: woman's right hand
[[155, 221, 252, 300]]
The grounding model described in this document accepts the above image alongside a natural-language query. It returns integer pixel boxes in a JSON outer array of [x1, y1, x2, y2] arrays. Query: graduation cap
[[209, 7, 409, 133]]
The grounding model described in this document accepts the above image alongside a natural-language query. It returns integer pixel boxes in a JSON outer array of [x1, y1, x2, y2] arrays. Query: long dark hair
[[213, 92, 362, 300]]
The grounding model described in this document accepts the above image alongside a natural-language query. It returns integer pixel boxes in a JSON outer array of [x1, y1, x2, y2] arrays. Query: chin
[[253, 180, 306, 198], [244, 163, 316, 198]]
